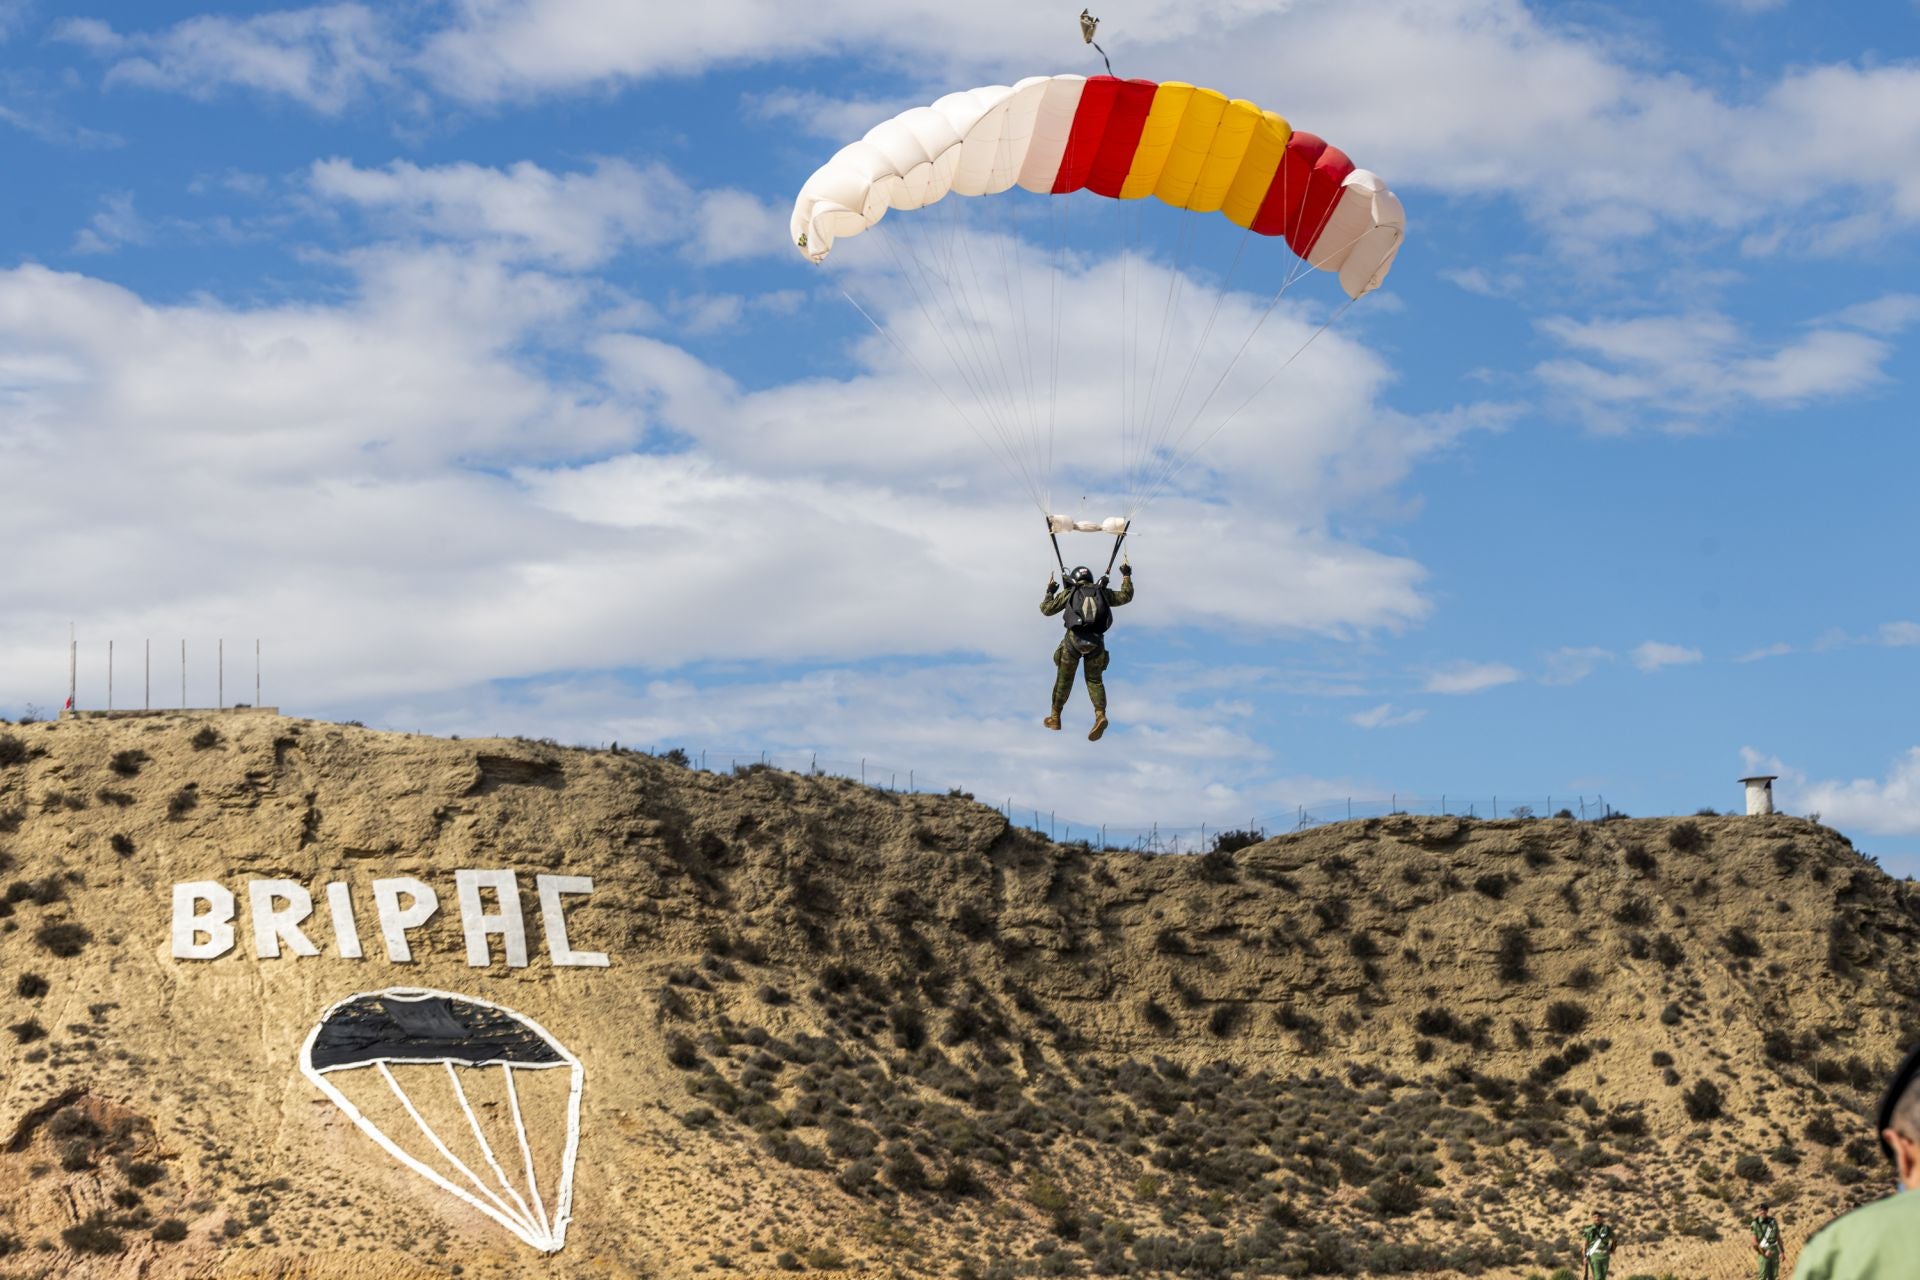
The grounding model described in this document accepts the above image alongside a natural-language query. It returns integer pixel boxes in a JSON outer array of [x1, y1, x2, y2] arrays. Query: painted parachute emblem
[[300, 988, 583, 1252]]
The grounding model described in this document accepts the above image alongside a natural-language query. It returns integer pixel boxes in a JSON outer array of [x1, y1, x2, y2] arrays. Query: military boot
[[1088, 711, 1108, 741], [1044, 710, 1062, 730]]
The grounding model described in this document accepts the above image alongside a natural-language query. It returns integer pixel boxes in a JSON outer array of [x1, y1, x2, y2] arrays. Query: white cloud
[[1540, 645, 1612, 685], [1423, 662, 1521, 695], [57, 4, 396, 114], [1827, 294, 1920, 336], [1796, 748, 1920, 838], [1881, 622, 1920, 647], [308, 157, 786, 268], [71, 192, 148, 255], [1736, 641, 1795, 663], [0, 234, 1466, 716], [1536, 309, 1902, 430], [1631, 641, 1703, 672], [1349, 703, 1425, 729]]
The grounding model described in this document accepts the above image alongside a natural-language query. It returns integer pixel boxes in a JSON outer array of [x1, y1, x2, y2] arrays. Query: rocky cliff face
[[0, 712, 1913, 1278]]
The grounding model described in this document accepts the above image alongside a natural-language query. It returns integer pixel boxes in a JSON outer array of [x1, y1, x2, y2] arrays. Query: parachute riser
[[1102, 524, 1130, 579], [1047, 523, 1068, 577]]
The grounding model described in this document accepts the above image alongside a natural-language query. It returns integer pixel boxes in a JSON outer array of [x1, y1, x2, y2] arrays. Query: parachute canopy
[[792, 74, 1404, 300]]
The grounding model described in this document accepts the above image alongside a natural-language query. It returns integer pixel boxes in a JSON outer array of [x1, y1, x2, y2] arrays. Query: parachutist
[[1080, 9, 1098, 42], [1042, 563, 1133, 741]]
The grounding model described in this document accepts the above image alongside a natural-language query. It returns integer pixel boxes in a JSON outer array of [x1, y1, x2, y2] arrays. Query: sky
[[1, 0, 1917, 867]]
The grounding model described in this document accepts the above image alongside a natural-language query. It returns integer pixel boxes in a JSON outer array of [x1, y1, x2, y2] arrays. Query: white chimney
[[1739, 775, 1777, 817]]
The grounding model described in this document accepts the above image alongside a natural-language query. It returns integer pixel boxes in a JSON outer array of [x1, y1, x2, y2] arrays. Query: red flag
[[63, 696, 72, 710]]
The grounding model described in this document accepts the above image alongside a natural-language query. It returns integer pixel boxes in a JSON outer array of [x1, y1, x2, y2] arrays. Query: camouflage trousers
[[1052, 638, 1110, 713], [1587, 1256, 1609, 1280], [1757, 1254, 1779, 1280]]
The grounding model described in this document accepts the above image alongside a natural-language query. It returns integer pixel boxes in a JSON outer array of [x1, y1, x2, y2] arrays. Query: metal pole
[[255, 639, 260, 708], [909, 770, 913, 792], [145, 639, 150, 710], [68, 623, 76, 712], [218, 639, 224, 710], [180, 640, 186, 709], [108, 641, 113, 711]]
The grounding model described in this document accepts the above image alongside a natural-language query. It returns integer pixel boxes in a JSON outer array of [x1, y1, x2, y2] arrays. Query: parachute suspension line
[[1131, 210, 1202, 506], [910, 203, 1049, 505], [952, 198, 1036, 482], [1134, 294, 1359, 514], [1135, 222, 1256, 514], [874, 230, 1040, 505], [995, 173, 1049, 507], [838, 286, 1044, 514], [1047, 186, 1067, 506], [1048, 523, 1068, 576], [1130, 177, 1357, 514]]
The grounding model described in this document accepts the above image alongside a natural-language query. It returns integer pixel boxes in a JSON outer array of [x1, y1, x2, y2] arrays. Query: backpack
[[1064, 582, 1111, 655]]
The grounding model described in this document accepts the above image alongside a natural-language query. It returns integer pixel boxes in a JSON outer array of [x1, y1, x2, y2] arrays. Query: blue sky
[[3, 0, 1918, 867]]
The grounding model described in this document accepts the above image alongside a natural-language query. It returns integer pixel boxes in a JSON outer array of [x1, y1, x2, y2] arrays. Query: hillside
[[0, 711, 1913, 1279]]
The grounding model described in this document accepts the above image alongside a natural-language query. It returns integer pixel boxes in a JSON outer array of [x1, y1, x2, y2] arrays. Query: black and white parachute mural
[[299, 989, 583, 1252]]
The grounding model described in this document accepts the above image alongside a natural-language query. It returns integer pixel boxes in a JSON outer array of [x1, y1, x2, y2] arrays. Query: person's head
[[1880, 1042, 1920, 1189], [1070, 566, 1094, 585], [1590, 1210, 1603, 1223], [1756, 1203, 1770, 1216]]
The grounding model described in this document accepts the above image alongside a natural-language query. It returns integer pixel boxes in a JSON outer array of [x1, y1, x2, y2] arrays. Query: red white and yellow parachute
[[791, 73, 1405, 536]]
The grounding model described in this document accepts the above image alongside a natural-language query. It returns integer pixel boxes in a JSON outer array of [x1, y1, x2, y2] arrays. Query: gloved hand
[[1120, 560, 1132, 577], [1098, 575, 1110, 588], [1046, 577, 1058, 593]]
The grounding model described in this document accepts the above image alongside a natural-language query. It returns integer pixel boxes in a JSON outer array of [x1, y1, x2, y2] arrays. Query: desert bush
[[1140, 998, 1175, 1033], [1625, 845, 1659, 875], [1652, 934, 1685, 969], [1207, 1005, 1243, 1037], [1210, 828, 1263, 855], [15, 973, 46, 998], [8, 1019, 45, 1044], [189, 726, 222, 750], [1651, 1050, 1673, 1067], [166, 786, 198, 820], [125, 1165, 168, 1191], [35, 921, 92, 957], [1667, 821, 1705, 853], [1733, 1154, 1771, 1183], [1473, 873, 1508, 900], [109, 833, 135, 857], [665, 1034, 700, 1069], [63, 1217, 124, 1254], [1611, 896, 1652, 926], [109, 749, 149, 777], [1366, 1172, 1423, 1216], [1544, 1002, 1590, 1035], [1660, 1003, 1682, 1026], [152, 1219, 188, 1243], [1197, 848, 1237, 882], [1496, 926, 1531, 982], [0, 734, 24, 767], [1683, 1079, 1725, 1122], [1805, 1113, 1841, 1146], [1722, 926, 1762, 959]]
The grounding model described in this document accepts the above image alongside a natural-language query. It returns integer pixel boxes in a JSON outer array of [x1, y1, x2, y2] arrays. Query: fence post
[[108, 640, 113, 711], [811, 752, 817, 773], [1200, 823, 1206, 850], [1050, 810, 1055, 838], [909, 770, 913, 792], [1441, 793, 1446, 815], [1347, 797, 1352, 821]]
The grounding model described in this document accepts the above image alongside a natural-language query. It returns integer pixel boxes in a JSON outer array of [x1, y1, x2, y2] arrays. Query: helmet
[[1069, 566, 1094, 584]]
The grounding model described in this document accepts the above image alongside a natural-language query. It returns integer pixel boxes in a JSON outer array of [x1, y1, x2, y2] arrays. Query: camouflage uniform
[[1752, 1213, 1783, 1279], [1579, 1221, 1616, 1280], [1041, 574, 1134, 715]]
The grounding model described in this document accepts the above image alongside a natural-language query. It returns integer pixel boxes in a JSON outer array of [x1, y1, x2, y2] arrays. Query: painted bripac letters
[[170, 870, 610, 968]]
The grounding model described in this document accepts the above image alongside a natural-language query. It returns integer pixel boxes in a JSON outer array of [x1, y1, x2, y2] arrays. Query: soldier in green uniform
[[1579, 1210, 1617, 1280], [1041, 561, 1133, 741], [1751, 1203, 1783, 1279], [1793, 1039, 1920, 1278]]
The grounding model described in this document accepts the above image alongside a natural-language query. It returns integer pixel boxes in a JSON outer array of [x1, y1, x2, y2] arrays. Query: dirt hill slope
[[0, 712, 1913, 1279]]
